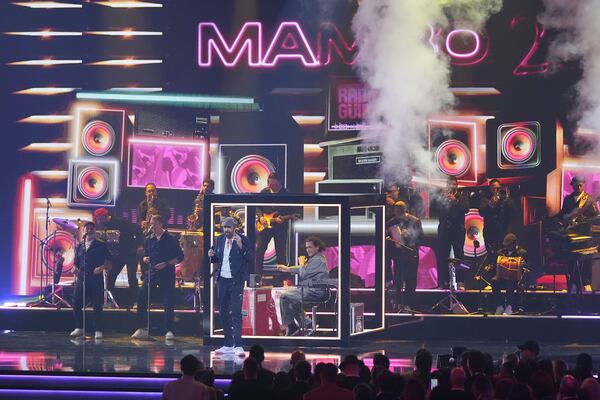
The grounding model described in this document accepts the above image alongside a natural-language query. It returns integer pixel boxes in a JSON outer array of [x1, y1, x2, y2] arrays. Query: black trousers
[[492, 279, 518, 307], [217, 278, 243, 347], [255, 223, 288, 274], [72, 275, 104, 331], [437, 227, 465, 286], [106, 254, 138, 294], [567, 259, 592, 293], [390, 246, 419, 305], [136, 268, 175, 332]]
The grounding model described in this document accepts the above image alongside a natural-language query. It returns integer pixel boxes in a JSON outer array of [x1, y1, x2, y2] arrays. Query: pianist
[[277, 236, 329, 336]]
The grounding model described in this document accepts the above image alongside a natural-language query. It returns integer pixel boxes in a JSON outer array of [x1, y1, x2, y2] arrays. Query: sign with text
[[327, 77, 376, 132]]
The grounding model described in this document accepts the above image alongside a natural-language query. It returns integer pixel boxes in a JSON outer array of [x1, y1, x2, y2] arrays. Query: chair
[[299, 282, 337, 336]]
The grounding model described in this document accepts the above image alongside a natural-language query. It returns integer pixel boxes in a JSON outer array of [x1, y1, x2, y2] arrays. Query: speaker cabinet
[[68, 159, 119, 207], [75, 108, 125, 160], [427, 116, 489, 186], [218, 144, 287, 193], [486, 115, 557, 180]]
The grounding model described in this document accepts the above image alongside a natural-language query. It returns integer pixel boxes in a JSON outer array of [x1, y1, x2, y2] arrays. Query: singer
[[131, 214, 183, 340], [208, 217, 252, 357], [70, 222, 112, 340]]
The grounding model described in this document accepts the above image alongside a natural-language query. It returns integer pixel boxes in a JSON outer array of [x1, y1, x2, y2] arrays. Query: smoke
[[351, 0, 502, 182], [539, 0, 600, 133]]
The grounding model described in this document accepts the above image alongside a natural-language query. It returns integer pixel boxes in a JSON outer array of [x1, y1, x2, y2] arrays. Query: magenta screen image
[[128, 138, 206, 190]]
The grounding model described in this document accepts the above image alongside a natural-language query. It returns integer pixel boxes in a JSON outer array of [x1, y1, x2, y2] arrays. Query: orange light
[[21, 143, 73, 152], [5, 30, 82, 37], [18, 115, 73, 124], [94, 1, 162, 8], [8, 59, 82, 66], [12, 2, 82, 8], [14, 87, 77, 95], [292, 115, 326, 126], [88, 58, 162, 66]]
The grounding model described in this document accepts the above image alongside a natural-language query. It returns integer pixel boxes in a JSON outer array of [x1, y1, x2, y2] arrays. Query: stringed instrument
[[256, 212, 300, 232]]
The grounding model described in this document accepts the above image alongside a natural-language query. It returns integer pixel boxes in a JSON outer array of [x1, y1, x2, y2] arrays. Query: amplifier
[[328, 143, 382, 179], [135, 109, 209, 139], [350, 302, 364, 334], [315, 179, 383, 195]]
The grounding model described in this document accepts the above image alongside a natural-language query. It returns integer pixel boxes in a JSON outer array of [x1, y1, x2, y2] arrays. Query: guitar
[[256, 212, 300, 232]]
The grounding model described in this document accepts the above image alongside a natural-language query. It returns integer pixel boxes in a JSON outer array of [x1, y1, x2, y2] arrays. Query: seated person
[[277, 236, 329, 336], [492, 233, 528, 315]]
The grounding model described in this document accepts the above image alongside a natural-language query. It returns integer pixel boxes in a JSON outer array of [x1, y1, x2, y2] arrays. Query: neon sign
[[198, 21, 489, 68]]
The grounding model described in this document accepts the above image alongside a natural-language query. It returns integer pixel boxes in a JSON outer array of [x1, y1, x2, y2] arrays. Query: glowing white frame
[[73, 107, 126, 160], [67, 159, 120, 207], [209, 202, 342, 340]]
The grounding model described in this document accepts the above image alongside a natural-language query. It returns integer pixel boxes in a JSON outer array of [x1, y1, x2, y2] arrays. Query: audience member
[[557, 374, 579, 400], [304, 363, 355, 400], [250, 344, 276, 388], [465, 350, 486, 394], [507, 382, 533, 400], [517, 341, 540, 366], [575, 353, 594, 383], [411, 348, 432, 389], [471, 375, 494, 400], [581, 377, 600, 400], [273, 371, 292, 400], [373, 353, 390, 371], [354, 382, 375, 400], [338, 355, 365, 391], [401, 377, 427, 400], [375, 370, 397, 400], [529, 369, 554, 400], [286, 360, 311, 400], [553, 360, 568, 390], [162, 355, 210, 400], [228, 357, 274, 400]]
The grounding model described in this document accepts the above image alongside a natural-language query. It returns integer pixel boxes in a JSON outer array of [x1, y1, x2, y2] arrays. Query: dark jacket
[[144, 231, 184, 277], [74, 240, 112, 278], [211, 233, 253, 284]]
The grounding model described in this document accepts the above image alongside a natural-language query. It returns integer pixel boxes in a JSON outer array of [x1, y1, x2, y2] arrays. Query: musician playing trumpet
[[386, 201, 424, 309], [431, 177, 469, 289], [277, 236, 329, 336], [492, 233, 528, 315]]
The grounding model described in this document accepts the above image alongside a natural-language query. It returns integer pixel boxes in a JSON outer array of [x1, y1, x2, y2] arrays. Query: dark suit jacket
[[304, 384, 355, 400], [212, 233, 253, 283]]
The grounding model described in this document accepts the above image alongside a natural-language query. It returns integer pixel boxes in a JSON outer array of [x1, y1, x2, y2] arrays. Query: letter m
[[198, 22, 262, 67]]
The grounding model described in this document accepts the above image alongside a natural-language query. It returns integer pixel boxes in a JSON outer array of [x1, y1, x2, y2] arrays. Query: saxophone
[[186, 191, 204, 231], [142, 194, 157, 236]]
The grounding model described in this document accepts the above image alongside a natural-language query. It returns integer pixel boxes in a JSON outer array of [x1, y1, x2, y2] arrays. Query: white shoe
[[131, 328, 149, 339], [503, 305, 513, 315], [233, 346, 246, 357], [165, 331, 175, 340], [214, 346, 234, 354], [495, 305, 504, 315], [70, 328, 83, 337], [94, 331, 103, 340]]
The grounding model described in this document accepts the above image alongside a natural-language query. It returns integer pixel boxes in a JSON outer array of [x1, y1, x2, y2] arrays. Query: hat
[[502, 233, 517, 247], [93, 208, 109, 218], [393, 200, 407, 208], [339, 355, 363, 370], [571, 176, 586, 185], [517, 340, 540, 355], [221, 216, 238, 228]]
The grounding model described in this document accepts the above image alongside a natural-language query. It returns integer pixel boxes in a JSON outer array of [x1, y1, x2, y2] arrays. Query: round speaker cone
[[435, 139, 471, 177], [230, 155, 276, 193], [82, 120, 115, 156], [77, 166, 109, 200], [502, 127, 536, 164]]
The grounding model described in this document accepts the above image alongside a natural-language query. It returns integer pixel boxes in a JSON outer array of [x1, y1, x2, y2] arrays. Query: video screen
[[127, 137, 206, 191]]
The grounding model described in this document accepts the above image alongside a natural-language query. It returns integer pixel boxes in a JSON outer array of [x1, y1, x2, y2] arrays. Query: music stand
[[430, 259, 469, 314]]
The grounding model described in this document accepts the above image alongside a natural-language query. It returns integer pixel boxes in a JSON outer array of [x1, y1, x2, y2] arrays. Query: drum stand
[[430, 261, 469, 314], [103, 274, 119, 309]]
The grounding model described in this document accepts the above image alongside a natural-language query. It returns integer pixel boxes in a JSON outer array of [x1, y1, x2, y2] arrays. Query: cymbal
[[448, 258, 472, 270], [52, 218, 89, 231]]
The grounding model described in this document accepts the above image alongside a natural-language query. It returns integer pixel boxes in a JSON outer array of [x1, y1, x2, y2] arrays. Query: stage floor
[[0, 331, 599, 376]]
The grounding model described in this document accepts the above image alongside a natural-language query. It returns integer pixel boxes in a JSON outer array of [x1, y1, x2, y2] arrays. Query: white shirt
[[220, 238, 233, 278]]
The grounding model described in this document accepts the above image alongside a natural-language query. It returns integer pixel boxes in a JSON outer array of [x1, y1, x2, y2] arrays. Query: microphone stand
[[471, 240, 489, 314]]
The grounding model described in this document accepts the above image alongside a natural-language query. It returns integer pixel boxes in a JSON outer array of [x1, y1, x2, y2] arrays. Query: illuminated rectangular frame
[[73, 107, 126, 161], [208, 202, 342, 341], [202, 194, 384, 346], [217, 143, 288, 193], [67, 159, 120, 207], [127, 137, 207, 191]]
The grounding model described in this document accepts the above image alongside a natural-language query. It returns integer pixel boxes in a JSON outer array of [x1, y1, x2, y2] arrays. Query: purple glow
[[317, 22, 359, 66], [0, 389, 161, 399], [261, 22, 319, 67], [198, 22, 262, 67], [127, 138, 206, 191]]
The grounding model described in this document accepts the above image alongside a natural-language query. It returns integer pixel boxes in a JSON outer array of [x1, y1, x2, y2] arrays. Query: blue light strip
[[76, 91, 259, 110]]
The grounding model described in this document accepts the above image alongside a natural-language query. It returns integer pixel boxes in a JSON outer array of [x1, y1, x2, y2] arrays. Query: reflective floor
[[0, 331, 599, 376]]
